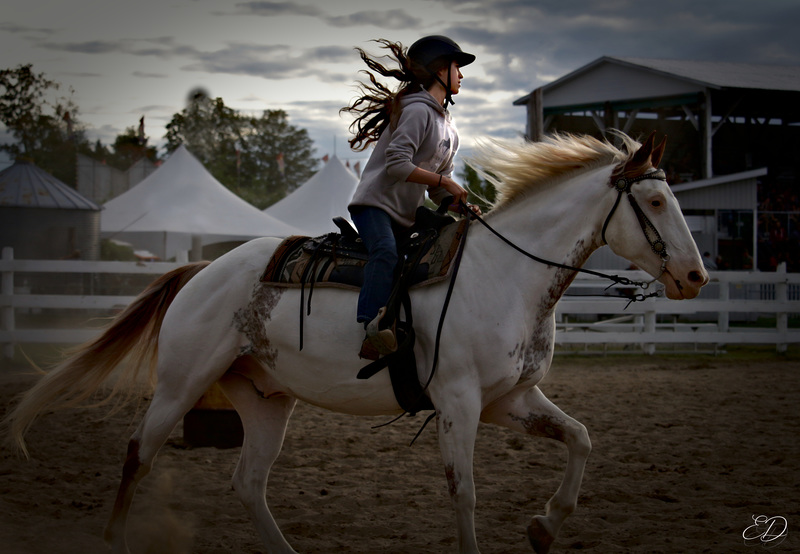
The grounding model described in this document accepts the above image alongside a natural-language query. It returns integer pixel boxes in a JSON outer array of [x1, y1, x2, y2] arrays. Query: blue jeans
[[351, 207, 403, 324]]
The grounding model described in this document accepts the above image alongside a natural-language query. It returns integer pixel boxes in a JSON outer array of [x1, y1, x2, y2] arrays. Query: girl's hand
[[448, 202, 482, 216], [439, 176, 468, 204]]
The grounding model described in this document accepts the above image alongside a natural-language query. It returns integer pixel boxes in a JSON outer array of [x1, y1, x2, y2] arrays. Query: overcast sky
[[2, 0, 800, 170]]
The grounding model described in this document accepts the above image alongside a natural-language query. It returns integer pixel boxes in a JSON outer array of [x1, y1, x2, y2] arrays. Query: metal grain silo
[[0, 159, 101, 260]]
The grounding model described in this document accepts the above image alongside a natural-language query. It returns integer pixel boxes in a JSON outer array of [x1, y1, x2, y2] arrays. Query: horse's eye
[[651, 200, 661, 208]]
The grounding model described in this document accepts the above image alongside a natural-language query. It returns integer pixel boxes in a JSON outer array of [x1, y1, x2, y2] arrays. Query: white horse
[[5, 132, 708, 553]]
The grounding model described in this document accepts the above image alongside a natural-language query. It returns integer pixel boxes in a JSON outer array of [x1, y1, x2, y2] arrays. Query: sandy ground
[[1, 351, 798, 554]]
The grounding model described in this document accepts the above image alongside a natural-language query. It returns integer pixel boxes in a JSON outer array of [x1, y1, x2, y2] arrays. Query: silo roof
[[0, 160, 100, 210]]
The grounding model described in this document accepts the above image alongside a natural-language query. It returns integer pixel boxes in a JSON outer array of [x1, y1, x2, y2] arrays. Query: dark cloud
[[37, 35, 351, 81], [326, 9, 422, 29], [180, 42, 350, 80], [62, 71, 104, 78], [0, 21, 55, 35], [231, 1, 324, 17], [41, 39, 128, 54], [224, 3, 422, 30], [305, 45, 356, 64], [132, 71, 168, 79], [132, 105, 175, 117], [433, 0, 800, 95]]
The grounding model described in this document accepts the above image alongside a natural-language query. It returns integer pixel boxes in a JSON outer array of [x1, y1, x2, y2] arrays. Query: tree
[[245, 110, 318, 207], [459, 163, 496, 212], [0, 64, 90, 184], [106, 125, 158, 169], [165, 92, 317, 209]]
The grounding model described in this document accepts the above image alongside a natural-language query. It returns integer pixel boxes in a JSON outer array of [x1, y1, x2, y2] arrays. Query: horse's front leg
[[481, 385, 591, 554], [436, 393, 482, 554]]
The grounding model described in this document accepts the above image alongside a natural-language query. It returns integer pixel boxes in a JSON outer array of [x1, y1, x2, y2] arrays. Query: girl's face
[[437, 60, 463, 95]]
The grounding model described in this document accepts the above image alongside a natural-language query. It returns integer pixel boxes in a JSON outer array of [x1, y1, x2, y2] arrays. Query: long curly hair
[[340, 39, 448, 152]]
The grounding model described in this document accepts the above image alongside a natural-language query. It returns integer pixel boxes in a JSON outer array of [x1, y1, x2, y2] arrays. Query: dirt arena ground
[[1, 349, 798, 553]]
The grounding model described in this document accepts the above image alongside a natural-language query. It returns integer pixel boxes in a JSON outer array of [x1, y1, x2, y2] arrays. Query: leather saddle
[[259, 202, 466, 416]]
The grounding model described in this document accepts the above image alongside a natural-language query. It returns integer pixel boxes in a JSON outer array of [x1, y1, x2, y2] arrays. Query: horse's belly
[[247, 288, 404, 416], [271, 350, 403, 415]]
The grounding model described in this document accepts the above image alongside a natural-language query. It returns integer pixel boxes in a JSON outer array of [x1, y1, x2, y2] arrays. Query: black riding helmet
[[407, 35, 475, 108]]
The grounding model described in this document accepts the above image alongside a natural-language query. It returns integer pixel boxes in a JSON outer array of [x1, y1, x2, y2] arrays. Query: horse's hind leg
[[104, 391, 200, 553], [105, 346, 241, 552], [481, 385, 591, 554], [218, 367, 298, 554]]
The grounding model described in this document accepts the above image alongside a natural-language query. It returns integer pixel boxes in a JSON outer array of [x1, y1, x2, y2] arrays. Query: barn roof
[[514, 57, 800, 106], [0, 159, 100, 210], [609, 57, 800, 92]]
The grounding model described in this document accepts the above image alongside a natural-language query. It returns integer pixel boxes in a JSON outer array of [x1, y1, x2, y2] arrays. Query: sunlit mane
[[468, 132, 640, 212]]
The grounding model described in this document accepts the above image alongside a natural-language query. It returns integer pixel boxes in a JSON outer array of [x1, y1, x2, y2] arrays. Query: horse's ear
[[651, 135, 667, 168], [630, 131, 656, 166]]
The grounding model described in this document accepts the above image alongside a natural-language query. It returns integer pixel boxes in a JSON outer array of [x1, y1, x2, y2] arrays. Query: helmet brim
[[452, 51, 476, 67]]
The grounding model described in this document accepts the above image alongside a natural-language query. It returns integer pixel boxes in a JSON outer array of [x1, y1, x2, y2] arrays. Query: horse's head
[[604, 132, 708, 299]]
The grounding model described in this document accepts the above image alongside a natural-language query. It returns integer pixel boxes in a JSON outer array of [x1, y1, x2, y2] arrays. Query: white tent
[[264, 155, 359, 236], [101, 145, 302, 260]]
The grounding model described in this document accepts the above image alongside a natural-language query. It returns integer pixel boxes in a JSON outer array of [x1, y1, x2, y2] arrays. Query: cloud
[[0, 21, 55, 35], [225, 2, 422, 30], [133, 104, 174, 114], [132, 71, 168, 78], [37, 34, 355, 81], [428, 0, 800, 98], [62, 71, 104, 78], [231, 1, 324, 17], [41, 39, 128, 54], [325, 9, 422, 29]]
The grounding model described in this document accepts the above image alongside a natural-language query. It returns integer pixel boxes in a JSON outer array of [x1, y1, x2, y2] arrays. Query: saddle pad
[[260, 219, 468, 291]]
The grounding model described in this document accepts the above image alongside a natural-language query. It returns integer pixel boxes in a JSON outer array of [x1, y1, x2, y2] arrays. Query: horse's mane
[[468, 131, 640, 212]]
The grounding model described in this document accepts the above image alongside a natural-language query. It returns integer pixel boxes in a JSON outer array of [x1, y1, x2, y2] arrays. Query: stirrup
[[359, 308, 397, 359]]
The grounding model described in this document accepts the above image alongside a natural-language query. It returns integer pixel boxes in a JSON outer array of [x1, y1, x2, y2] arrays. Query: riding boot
[[358, 307, 397, 360]]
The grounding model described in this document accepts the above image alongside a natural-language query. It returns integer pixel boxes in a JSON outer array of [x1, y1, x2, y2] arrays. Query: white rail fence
[[2, 246, 799, 359]]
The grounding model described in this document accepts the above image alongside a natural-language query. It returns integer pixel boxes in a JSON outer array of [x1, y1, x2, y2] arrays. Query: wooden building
[[515, 57, 800, 270]]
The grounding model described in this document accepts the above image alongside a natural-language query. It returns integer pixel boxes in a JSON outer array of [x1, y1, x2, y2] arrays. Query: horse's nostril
[[688, 270, 703, 283]]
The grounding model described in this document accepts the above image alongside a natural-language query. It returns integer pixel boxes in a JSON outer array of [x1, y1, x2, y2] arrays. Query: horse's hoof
[[527, 516, 555, 554]]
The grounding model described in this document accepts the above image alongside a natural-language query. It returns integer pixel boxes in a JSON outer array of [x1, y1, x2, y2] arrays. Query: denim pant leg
[[351, 207, 399, 323]]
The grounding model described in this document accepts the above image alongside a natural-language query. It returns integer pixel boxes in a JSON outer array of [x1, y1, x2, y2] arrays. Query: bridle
[[601, 168, 670, 287]]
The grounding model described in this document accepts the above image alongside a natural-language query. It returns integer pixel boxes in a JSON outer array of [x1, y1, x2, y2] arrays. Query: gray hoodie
[[348, 90, 457, 227]]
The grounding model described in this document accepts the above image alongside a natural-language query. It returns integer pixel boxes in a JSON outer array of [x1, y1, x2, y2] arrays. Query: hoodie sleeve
[[384, 103, 431, 182], [426, 131, 458, 206]]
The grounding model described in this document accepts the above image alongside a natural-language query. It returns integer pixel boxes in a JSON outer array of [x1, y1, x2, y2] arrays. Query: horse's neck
[[470, 165, 614, 314]]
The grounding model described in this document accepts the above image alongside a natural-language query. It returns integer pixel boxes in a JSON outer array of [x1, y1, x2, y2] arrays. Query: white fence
[[2, 247, 800, 359]]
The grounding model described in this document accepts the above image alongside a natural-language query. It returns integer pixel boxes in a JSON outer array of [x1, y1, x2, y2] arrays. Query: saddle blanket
[[260, 219, 467, 290]]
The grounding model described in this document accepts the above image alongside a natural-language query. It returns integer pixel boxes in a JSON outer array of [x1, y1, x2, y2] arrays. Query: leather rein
[[462, 168, 672, 303]]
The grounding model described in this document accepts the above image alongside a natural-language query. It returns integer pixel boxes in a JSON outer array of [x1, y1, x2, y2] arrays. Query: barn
[[514, 57, 800, 270]]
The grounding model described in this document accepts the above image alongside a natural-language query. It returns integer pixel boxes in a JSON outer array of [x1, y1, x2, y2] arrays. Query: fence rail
[[2, 247, 798, 358]]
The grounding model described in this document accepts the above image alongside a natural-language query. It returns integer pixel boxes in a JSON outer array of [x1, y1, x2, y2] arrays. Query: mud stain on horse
[[510, 412, 566, 442], [444, 463, 459, 498], [520, 327, 552, 382], [540, 238, 592, 314], [519, 238, 592, 382], [232, 284, 283, 370]]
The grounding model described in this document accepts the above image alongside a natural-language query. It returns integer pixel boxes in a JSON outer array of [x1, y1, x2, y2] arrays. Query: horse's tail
[[3, 260, 210, 458]]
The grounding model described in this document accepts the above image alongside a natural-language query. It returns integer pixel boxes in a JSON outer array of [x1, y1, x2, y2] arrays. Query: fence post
[[717, 276, 729, 353], [643, 303, 656, 355], [776, 262, 788, 354], [1, 247, 15, 360]]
